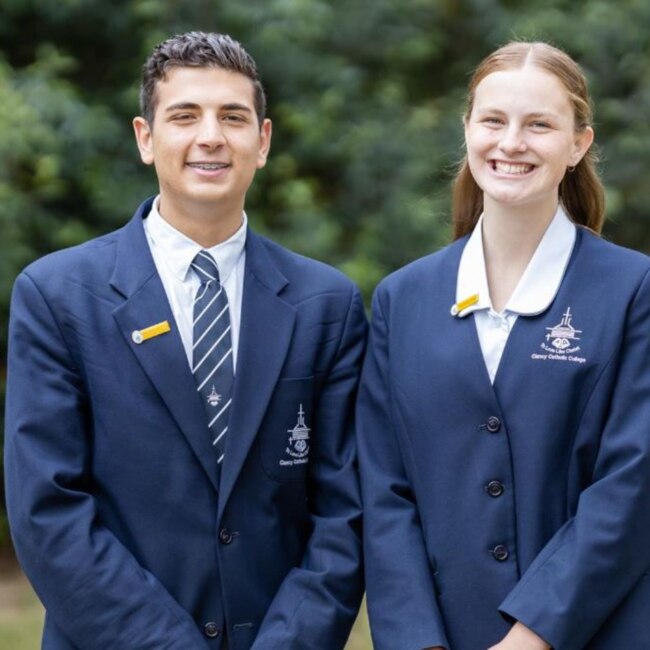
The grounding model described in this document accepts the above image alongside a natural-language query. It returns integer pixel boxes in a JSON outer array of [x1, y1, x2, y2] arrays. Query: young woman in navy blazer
[[358, 42, 650, 650]]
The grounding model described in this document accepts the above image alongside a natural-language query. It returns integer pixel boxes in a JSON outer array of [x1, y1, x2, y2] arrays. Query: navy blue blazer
[[5, 198, 367, 650], [357, 227, 650, 650]]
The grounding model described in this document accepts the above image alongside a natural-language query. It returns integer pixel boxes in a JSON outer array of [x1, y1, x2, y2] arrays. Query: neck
[[158, 197, 244, 248], [481, 197, 558, 312]]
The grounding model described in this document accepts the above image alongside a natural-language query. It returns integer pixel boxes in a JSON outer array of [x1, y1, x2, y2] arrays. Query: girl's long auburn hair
[[452, 42, 605, 240]]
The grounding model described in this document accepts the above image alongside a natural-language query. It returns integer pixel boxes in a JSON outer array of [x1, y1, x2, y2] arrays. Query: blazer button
[[219, 528, 233, 544], [486, 480, 504, 497], [204, 622, 220, 638], [492, 545, 509, 561], [486, 416, 501, 433]]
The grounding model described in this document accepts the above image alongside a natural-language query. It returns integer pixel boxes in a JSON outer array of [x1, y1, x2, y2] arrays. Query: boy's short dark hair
[[140, 31, 266, 127]]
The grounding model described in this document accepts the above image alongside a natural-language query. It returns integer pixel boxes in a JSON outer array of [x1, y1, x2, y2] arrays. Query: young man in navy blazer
[[5, 31, 366, 649]]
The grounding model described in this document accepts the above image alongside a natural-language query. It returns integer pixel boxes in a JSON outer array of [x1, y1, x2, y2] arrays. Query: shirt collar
[[145, 196, 247, 283], [453, 205, 576, 318]]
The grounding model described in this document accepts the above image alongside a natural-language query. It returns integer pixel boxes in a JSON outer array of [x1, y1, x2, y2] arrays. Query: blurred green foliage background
[[1, 1, 649, 643]]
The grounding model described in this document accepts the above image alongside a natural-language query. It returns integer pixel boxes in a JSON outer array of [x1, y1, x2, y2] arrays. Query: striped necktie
[[191, 250, 234, 471]]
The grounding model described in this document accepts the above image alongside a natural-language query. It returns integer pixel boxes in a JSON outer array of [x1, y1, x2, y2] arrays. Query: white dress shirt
[[454, 205, 576, 383], [143, 197, 246, 371]]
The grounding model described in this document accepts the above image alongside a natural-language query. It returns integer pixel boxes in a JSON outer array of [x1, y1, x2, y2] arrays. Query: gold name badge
[[131, 320, 171, 344]]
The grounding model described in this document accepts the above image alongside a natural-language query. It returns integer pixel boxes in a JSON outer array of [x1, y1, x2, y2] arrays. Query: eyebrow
[[221, 103, 253, 113], [476, 107, 558, 118], [164, 102, 200, 112]]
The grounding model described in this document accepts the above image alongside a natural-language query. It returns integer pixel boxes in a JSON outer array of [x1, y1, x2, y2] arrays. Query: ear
[[571, 126, 594, 167], [133, 117, 155, 165], [256, 118, 272, 169]]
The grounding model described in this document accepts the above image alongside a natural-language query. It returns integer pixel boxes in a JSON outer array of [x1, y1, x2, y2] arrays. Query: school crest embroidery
[[207, 385, 222, 407], [531, 307, 586, 365], [280, 404, 311, 466], [544, 307, 581, 352]]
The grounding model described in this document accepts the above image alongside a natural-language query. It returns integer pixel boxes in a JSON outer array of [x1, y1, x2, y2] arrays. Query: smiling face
[[133, 65, 271, 241], [464, 66, 593, 219]]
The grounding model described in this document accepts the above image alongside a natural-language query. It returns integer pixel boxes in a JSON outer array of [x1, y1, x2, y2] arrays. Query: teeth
[[190, 163, 228, 170], [494, 161, 532, 175]]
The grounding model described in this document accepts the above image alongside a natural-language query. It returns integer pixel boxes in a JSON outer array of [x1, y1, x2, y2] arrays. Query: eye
[[480, 117, 504, 130], [170, 113, 195, 123], [222, 113, 247, 123], [530, 120, 551, 130]]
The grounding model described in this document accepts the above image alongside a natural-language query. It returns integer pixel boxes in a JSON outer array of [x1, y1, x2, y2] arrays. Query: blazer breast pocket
[[259, 376, 314, 482]]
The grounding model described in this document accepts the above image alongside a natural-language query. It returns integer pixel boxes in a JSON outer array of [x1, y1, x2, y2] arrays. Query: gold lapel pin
[[450, 293, 479, 317], [131, 320, 171, 344]]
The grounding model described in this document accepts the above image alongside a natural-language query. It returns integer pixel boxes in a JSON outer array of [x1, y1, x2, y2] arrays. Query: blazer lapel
[[110, 201, 221, 493], [419, 239, 501, 408], [218, 231, 296, 518]]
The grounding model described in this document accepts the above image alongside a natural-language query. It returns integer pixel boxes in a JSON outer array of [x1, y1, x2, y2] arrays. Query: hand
[[487, 622, 551, 650]]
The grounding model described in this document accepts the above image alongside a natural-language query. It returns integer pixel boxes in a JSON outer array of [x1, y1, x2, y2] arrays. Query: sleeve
[[4, 272, 208, 649], [252, 286, 368, 650], [356, 286, 449, 650], [500, 268, 650, 649]]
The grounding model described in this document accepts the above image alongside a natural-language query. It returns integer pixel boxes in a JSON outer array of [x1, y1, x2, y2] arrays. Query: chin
[[485, 191, 529, 206]]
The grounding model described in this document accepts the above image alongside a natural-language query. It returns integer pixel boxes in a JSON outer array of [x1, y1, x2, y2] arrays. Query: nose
[[197, 116, 225, 149], [498, 124, 527, 154]]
